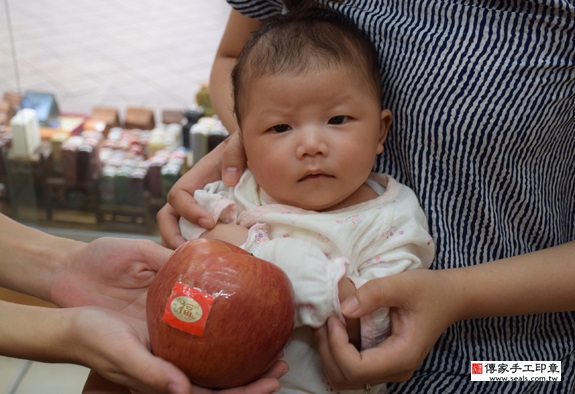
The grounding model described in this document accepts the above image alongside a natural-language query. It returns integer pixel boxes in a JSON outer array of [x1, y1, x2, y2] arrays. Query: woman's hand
[[157, 133, 247, 249], [316, 241, 575, 389], [79, 308, 288, 394], [315, 269, 462, 389], [68, 307, 193, 394], [50, 237, 173, 318]]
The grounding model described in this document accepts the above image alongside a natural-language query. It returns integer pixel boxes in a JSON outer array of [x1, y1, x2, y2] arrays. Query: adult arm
[[0, 301, 194, 394], [315, 241, 575, 389], [209, 8, 261, 132], [0, 213, 193, 392], [0, 213, 84, 301], [0, 213, 172, 317]]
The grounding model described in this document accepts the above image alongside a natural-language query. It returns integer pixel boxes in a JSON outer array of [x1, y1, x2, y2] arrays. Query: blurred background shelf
[[0, 0, 229, 392]]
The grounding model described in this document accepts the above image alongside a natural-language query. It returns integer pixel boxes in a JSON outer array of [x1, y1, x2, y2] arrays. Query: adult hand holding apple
[[147, 238, 295, 389]]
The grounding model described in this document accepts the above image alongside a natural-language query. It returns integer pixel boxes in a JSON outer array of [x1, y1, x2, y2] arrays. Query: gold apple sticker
[[163, 282, 214, 336], [170, 296, 202, 323]]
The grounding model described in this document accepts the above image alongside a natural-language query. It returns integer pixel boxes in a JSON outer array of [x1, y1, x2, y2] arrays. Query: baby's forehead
[[239, 58, 380, 104], [235, 67, 381, 128]]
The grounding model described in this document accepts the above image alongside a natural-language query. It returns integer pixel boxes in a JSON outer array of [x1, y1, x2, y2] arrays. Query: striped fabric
[[226, 1, 575, 393]]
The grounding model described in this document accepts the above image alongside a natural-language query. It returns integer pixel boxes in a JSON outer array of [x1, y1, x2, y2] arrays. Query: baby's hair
[[231, 8, 382, 126]]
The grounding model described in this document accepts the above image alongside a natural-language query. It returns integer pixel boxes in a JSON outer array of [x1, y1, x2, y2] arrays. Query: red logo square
[[163, 282, 214, 337], [472, 363, 483, 374]]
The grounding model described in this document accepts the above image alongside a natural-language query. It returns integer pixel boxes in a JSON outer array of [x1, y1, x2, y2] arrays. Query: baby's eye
[[270, 124, 291, 133], [328, 115, 348, 125]]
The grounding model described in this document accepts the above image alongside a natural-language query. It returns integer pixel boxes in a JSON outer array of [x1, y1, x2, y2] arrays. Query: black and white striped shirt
[[226, 1, 575, 392]]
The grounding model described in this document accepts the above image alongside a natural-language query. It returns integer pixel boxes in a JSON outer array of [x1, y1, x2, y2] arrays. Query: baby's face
[[239, 65, 390, 211]]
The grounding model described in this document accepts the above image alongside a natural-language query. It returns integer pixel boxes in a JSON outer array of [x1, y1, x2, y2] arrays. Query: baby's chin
[[272, 195, 346, 212]]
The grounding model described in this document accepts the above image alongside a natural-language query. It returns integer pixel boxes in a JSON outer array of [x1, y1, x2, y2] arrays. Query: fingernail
[[198, 217, 212, 229], [279, 365, 289, 378], [341, 296, 359, 316], [223, 167, 240, 186]]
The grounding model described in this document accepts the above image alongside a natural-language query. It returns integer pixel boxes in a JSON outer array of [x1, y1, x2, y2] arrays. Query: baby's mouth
[[299, 171, 333, 182]]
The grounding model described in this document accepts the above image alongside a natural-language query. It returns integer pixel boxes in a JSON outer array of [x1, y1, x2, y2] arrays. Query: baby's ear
[[377, 109, 393, 153]]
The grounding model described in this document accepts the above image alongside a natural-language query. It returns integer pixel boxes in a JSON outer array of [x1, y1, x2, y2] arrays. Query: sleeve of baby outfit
[[350, 187, 435, 349], [243, 224, 347, 328], [179, 182, 238, 241]]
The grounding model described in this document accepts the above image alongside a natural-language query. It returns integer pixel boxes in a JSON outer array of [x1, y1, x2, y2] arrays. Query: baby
[[180, 9, 434, 394]]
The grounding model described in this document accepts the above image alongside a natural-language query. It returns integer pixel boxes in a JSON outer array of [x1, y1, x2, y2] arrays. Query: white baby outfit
[[180, 170, 434, 393]]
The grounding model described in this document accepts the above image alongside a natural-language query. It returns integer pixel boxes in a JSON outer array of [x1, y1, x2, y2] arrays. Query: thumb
[[138, 241, 174, 272], [341, 277, 395, 318], [139, 358, 193, 394], [125, 351, 193, 394], [222, 132, 246, 186]]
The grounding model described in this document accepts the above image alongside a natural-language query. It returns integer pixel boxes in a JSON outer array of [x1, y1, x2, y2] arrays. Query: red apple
[[146, 238, 295, 389]]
